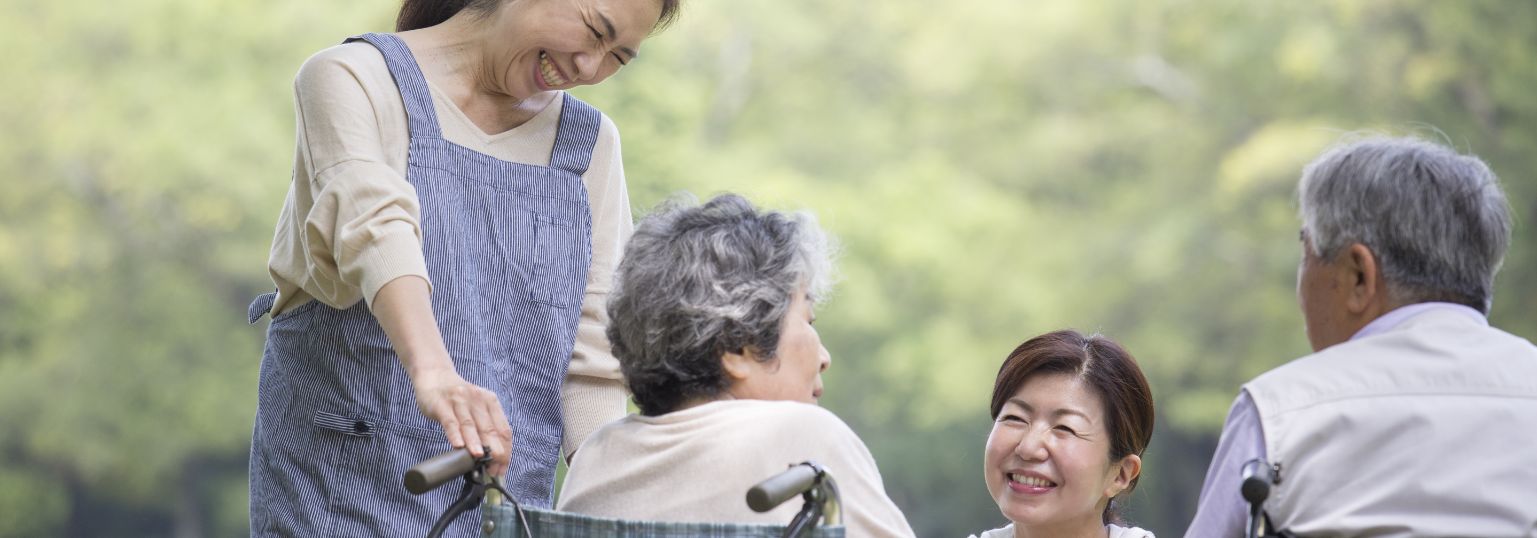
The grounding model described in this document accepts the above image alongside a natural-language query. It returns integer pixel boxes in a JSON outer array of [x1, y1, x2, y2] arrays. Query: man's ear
[[1342, 243, 1382, 314], [720, 348, 757, 382], [1105, 454, 1142, 499]]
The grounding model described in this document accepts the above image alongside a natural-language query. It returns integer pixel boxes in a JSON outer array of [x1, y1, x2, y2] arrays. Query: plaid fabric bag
[[480, 502, 846, 538]]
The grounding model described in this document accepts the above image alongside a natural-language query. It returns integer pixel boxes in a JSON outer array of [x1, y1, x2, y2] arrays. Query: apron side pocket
[[312, 411, 465, 536], [506, 431, 562, 508], [312, 411, 377, 438]]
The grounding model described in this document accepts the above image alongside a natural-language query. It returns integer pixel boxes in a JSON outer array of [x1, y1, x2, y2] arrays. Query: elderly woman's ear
[[721, 347, 763, 384]]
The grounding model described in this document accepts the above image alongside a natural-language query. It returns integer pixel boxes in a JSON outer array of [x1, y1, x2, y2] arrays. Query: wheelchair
[[405, 448, 845, 538], [1240, 458, 1295, 538]]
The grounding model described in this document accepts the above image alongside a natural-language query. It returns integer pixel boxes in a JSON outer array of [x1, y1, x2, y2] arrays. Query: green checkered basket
[[479, 501, 845, 538], [410, 449, 845, 538]]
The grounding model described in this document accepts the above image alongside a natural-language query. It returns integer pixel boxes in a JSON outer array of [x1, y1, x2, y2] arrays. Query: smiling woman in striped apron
[[246, 0, 681, 535]]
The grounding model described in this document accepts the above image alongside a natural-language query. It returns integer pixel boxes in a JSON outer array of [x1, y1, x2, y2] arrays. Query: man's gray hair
[[606, 193, 837, 416], [1298, 135, 1512, 312]]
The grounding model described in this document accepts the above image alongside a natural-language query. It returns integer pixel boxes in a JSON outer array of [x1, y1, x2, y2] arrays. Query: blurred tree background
[[2, 0, 1534, 535]]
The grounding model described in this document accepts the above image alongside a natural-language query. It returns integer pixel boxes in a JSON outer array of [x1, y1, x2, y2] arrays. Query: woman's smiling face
[[489, 0, 662, 99], [984, 372, 1137, 533]]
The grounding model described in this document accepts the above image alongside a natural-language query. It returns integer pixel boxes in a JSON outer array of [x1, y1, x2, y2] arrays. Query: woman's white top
[[969, 523, 1154, 538]]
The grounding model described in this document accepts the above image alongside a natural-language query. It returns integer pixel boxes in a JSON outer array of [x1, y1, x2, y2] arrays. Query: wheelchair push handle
[[1241, 458, 1295, 538], [747, 463, 820, 512], [404, 447, 483, 495], [1241, 459, 1275, 504]]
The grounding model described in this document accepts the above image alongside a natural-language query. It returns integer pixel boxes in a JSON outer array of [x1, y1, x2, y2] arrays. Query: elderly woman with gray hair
[[556, 194, 916, 537]]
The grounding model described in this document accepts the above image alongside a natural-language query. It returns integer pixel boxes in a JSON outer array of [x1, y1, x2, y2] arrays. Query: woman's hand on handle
[[411, 366, 513, 477], [372, 275, 514, 478]]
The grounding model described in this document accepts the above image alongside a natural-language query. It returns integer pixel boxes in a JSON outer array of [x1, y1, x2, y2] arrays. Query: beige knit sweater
[[557, 400, 917, 537], [262, 41, 630, 457]]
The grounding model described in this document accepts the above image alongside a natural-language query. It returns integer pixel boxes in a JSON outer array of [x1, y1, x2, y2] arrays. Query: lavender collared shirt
[[1181, 302, 1487, 537]]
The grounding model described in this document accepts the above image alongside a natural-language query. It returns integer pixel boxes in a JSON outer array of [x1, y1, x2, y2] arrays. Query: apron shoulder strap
[[345, 33, 443, 140], [548, 93, 602, 177]]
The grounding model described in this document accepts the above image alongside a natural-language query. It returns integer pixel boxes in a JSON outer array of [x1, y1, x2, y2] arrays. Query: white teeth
[[539, 52, 567, 87], [1010, 473, 1054, 487]]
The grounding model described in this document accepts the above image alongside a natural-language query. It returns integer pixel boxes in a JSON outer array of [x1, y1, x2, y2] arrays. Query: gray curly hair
[[606, 194, 837, 416], [1299, 135, 1512, 313]]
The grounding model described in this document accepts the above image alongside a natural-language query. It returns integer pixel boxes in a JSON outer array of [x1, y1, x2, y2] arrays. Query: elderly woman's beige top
[[263, 42, 631, 457], [969, 523, 1154, 538], [558, 400, 916, 537]]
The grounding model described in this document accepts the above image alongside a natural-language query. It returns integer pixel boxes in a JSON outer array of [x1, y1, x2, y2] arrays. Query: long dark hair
[[990, 330, 1156, 525], [396, 0, 684, 33]]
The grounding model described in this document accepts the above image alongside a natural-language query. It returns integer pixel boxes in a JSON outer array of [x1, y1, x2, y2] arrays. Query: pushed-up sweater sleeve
[[285, 46, 429, 310]]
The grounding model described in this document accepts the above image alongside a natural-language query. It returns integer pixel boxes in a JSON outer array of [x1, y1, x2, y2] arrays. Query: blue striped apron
[[247, 32, 596, 537]]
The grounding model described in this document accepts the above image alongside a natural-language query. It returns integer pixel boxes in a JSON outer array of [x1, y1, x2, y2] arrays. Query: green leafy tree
[[2, 0, 1533, 535]]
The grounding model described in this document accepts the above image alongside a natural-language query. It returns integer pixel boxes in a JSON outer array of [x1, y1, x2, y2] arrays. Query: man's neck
[[1350, 301, 1488, 342]]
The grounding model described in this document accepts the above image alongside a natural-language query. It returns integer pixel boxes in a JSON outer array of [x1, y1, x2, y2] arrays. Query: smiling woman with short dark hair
[[972, 330, 1156, 538]]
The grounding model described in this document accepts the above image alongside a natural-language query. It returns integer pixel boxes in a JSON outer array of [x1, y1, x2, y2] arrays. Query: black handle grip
[[405, 448, 477, 495], [747, 464, 819, 513], [1240, 459, 1274, 504]]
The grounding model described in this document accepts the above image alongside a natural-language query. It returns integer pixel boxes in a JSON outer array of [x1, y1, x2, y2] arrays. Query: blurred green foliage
[[2, 0, 1533, 536]]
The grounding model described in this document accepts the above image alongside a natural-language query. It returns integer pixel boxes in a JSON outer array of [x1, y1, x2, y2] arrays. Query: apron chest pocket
[[529, 213, 582, 308]]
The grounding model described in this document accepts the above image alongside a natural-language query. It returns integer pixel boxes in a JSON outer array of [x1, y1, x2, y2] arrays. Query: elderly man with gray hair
[[1185, 135, 1537, 537], [557, 193, 915, 537]]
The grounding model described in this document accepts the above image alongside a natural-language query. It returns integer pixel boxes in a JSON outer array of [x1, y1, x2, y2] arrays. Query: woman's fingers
[[413, 370, 514, 476], [453, 394, 484, 459], [434, 400, 465, 450], [488, 395, 514, 465], [469, 390, 502, 472]]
